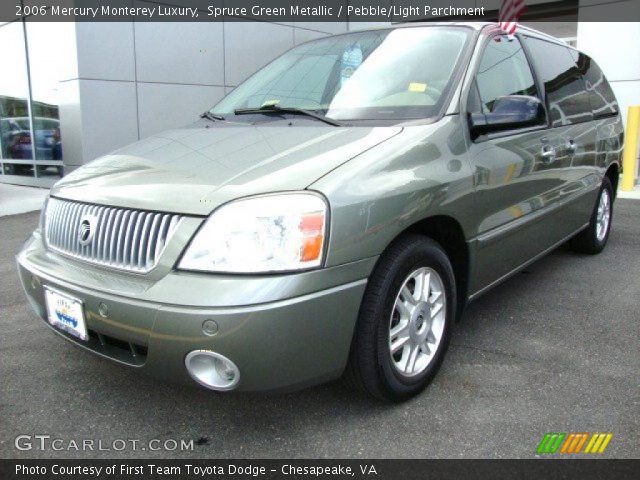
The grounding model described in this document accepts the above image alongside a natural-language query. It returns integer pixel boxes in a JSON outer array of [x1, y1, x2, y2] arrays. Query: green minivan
[[17, 22, 622, 401]]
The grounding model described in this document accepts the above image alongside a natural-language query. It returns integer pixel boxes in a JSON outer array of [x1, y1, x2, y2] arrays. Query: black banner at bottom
[[1, 459, 639, 480]]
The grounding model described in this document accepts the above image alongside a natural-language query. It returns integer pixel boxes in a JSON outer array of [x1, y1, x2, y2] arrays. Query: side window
[[575, 53, 619, 118], [471, 35, 539, 115], [525, 37, 593, 126]]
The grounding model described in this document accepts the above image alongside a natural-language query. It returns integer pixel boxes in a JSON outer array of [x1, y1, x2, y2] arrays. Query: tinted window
[[472, 35, 539, 115], [525, 37, 593, 126], [571, 51, 619, 118]]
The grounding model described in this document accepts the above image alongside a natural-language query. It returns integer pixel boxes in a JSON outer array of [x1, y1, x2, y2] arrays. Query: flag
[[499, 0, 527, 36]]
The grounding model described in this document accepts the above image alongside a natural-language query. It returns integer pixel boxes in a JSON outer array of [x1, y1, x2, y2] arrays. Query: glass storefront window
[[27, 22, 68, 179], [0, 20, 68, 183], [0, 21, 34, 177]]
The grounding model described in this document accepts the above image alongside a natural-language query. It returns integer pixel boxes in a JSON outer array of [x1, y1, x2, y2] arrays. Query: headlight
[[178, 193, 328, 273]]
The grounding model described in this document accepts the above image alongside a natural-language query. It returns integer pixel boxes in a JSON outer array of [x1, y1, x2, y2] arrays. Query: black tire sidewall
[[373, 237, 456, 399], [591, 177, 613, 250]]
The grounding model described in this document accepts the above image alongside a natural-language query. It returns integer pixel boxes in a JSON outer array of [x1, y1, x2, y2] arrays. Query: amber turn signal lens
[[300, 213, 325, 262]]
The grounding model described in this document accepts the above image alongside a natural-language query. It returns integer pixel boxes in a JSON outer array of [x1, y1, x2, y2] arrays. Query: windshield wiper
[[233, 105, 343, 127], [201, 111, 225, 121]]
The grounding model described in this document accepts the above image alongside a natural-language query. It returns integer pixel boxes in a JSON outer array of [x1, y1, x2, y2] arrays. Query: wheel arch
[[385, 215, 470, 319], [605, 163, 619, 201]]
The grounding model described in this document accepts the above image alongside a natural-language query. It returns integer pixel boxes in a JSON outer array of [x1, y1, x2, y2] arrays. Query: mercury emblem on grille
[[78, 214, 97, 245]]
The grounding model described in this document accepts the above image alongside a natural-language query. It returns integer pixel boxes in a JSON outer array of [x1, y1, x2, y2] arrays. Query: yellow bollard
[[621, 106, 640, 191]]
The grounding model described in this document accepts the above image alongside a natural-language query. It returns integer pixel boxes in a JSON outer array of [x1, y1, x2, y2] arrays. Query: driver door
[[465, 33, 568, 294]]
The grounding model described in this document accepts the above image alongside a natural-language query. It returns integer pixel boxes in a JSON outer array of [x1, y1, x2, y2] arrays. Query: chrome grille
[[44, 197, 182, 273]]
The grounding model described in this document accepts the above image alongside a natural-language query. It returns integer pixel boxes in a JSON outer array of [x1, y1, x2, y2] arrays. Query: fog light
[[185, 350, 240, 391]]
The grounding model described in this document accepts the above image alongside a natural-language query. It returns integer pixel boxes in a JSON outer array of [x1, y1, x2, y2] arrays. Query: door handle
[[541, 145, 556, 163], [566, 139, 577, 153]]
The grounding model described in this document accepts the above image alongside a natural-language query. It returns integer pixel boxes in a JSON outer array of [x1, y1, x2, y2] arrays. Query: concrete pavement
[[0, 183, 48, 217]]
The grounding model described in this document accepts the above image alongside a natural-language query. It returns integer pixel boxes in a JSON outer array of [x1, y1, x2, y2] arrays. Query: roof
[[347, 21, 570, 48]]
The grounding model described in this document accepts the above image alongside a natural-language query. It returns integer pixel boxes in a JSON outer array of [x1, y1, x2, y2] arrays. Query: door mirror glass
[[469, 95, 545, 137]]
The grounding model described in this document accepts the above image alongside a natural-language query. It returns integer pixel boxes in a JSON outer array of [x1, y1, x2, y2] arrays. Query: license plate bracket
[[44, 287, 89, 342]]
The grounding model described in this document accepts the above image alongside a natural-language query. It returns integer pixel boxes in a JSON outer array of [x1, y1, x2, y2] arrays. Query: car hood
[[52, 121, 402, 215]]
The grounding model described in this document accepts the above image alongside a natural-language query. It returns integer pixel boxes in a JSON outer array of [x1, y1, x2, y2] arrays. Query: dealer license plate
[[44, 287, 89, 341]]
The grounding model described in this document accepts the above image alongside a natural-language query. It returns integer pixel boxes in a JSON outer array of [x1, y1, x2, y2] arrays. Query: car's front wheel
[[344, 235, 456, 402]]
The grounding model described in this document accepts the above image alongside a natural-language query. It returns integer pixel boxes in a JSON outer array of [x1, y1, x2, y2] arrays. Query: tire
[[344, 235, 456, 402], [569, 176, 613, 254]]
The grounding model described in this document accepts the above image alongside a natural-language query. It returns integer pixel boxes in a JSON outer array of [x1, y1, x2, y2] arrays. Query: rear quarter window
[[524, 36, 593, 127], [571, 52, 619, 118]]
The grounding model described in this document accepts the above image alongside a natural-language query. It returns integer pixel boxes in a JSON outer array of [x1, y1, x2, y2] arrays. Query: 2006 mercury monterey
[[17, 23, 622, 401]]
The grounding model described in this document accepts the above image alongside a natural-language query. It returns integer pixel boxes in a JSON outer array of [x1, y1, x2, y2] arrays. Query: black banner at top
[[4, 0, 640, 22]]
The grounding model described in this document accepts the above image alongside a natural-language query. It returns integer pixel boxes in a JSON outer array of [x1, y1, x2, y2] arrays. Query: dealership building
[[1, 0, 638, 187]]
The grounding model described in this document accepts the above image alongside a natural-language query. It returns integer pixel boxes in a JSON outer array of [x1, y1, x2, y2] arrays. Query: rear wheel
[[570, 176, 613, 254], [344, 235, 456, 402]]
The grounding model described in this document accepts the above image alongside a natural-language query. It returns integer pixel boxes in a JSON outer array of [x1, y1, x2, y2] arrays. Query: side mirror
[[469, 95, 545, 139]]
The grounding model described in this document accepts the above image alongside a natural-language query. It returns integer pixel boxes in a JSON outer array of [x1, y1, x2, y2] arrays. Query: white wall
[[577, 8, 640, 183], [577, 21, 640, 128]]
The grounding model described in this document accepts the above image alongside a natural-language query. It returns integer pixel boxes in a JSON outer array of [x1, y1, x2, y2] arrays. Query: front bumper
[[16, 233, 373, 392]]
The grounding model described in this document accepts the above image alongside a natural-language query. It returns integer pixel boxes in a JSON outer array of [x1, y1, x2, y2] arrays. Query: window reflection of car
[[0, 118, 24, 154], [0, 116, 60, 160]]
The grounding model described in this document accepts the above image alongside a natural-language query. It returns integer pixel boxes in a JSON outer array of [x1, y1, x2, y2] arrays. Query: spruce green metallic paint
[[51, 124, 401, 216], [16, 23, 623, 392]]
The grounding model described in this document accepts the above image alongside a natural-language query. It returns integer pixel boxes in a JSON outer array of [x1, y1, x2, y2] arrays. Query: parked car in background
[[1, 116, 60, 160], [17, 22, 622, 401]]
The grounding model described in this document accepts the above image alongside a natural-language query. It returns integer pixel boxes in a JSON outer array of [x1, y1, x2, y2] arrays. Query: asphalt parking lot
[[1, 200, 639, 459]]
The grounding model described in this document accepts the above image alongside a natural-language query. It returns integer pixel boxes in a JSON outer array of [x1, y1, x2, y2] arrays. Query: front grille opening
[[86, 329, 148, 366], [133, 344, 149, 357], [44, 197, 183, 273]]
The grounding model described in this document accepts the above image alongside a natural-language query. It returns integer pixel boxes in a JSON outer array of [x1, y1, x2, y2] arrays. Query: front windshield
[[212, 27, 471, 122]]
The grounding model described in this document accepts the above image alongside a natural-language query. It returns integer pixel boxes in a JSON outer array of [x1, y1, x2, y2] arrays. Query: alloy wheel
[[388, 267, 446, 377], [596, 188, 611, 242]]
